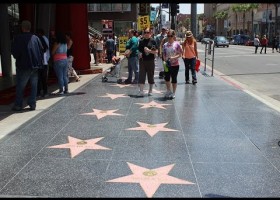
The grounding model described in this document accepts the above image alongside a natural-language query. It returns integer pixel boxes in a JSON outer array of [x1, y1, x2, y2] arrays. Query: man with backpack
[[36, 28, 50, 98], [11, 20, 44, 111]]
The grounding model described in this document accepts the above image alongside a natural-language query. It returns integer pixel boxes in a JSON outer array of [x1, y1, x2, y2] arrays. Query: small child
[[112, 55, 121, 65]]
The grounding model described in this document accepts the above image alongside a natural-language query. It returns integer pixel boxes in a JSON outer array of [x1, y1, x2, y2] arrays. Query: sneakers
[[132, 80, 138, 84], [168, 92, 175, 99], [124, 79, 132, 84], [192, 80, 197, 85], [164, 91, 172, 98], [11, 105, 22, 111], [185, 80, 190, 84], [56, 91, 64, 95], [137, 91, 144, 97], [28, 104, 36, 111]]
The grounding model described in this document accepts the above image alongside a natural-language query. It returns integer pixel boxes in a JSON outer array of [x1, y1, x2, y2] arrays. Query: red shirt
[[261, 38, 268, 45]]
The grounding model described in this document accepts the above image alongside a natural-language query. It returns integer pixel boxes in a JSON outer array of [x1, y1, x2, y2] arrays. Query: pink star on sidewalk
[[126, 121, 179, 137], [80, 108, 124, 119], [110, 84, 133, 88], [144, 88, 164, 94], [135, 100, 171, 109], [47, 136, 111, 158], [98, 93, 129, 100], [107, 162, 195, 198]]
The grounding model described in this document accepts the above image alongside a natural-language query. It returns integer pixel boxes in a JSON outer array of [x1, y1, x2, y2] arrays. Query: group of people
[[11, 20, 80, 111], [11, 20, 199, 111], [254, 34, 279, 54], [89, 34, 117, 65], [123, 27, 198, 99]]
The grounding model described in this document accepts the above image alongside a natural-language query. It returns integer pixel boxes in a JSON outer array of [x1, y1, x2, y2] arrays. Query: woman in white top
[[254, 35, 260, 54], [96, 35, 104, 65]]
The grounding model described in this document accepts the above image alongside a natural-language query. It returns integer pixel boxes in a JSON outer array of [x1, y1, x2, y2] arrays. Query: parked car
[[213, 36, 229, 47], [231, 34, 251, 45], [201, 37, 212, 44], [245, 39, 254, 46]]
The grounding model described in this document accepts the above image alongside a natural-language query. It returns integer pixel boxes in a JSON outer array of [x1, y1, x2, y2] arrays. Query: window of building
[[112, 4, 122, 12], [100, 4, 112, 12], [88, 4, 131, 12]]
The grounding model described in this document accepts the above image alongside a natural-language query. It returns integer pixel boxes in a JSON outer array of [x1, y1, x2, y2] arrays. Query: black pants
[[260, 45, 267, 54], [254, 45, 259, 53], [37, 65, 49, 96], [106, 50, 114, 63]]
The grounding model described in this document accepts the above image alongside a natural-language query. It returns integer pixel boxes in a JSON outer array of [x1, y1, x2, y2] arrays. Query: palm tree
[[239, 4, 251, 34], [214, 10, 229, 35], [274, 3, 279, 36], [231, 4, 242, 35], [248, 3, 259, 38]]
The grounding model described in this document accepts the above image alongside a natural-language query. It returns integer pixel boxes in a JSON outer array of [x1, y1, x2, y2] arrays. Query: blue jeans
[[127, 56, 139, 83], [183, 57, 197, 82], [14, 67, 38, 107], [53, 59, 68, 92]]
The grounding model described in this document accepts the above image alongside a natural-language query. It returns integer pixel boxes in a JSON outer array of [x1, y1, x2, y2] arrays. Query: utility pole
[[191, 3, 197, 36], [159, 3, 162, 31], [265, 3, 268, 36]]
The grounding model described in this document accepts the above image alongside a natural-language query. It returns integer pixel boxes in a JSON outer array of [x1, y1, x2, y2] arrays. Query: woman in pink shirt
[[162, 29, 183, 99]]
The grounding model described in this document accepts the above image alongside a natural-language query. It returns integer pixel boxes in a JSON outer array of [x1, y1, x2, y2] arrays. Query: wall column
[[0, 4, 12, 77], [69, 4, 91, 72]]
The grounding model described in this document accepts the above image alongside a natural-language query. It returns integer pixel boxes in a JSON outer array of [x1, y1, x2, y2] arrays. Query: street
[[196, 43, 280, 111]]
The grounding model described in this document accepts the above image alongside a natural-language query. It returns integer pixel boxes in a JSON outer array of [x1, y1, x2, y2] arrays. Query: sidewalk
[[0, 61, 114, 140], [0, 58, 280, 198]]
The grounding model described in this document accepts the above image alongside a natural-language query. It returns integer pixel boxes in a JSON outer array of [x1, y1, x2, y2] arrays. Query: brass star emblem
[[80, 108, 124, 119], [135, 100, 171, 109], [98, 93, 129, 100], [47, 136, 111, 158], [126, 121, 179, 137], [107, 162, 195, 198]]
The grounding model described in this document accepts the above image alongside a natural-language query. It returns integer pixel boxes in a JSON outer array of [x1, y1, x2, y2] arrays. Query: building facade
[[204, 3, 280, 40]]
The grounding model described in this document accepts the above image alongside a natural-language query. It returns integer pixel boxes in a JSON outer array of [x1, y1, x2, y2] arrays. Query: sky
[[151, 3, 204, 14]]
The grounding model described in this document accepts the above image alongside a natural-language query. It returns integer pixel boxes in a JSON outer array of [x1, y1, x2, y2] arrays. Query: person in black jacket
[[36, 28, 50, 98], [137, 27, 158, 97], [11, 20, 44, 111]]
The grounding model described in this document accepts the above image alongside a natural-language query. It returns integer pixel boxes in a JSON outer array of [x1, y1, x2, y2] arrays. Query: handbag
[[195, 59, 200, 72], [163, 59, 171, 72]]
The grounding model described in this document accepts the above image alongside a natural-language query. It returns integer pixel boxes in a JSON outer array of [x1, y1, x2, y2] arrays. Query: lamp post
[[266, 3, 268, 36]]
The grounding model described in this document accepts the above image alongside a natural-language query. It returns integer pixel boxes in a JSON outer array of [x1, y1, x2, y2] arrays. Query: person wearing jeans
[[182, 30, 198, 85], [124, 29, 139, 84], [11, 20, 44, 111], [14, 68, 38, 110], [52, 31, 68, 94]]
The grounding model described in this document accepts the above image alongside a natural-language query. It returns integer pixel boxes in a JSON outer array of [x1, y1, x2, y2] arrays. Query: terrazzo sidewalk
[[0, 58, 280, 198]]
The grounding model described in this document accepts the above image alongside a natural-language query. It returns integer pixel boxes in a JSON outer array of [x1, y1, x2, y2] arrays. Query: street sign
[[138, 15, 150, 31], [118, 36, 128, 53]]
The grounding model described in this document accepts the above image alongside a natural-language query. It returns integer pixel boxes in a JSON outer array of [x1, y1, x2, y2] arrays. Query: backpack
[[38, 35, 48, 53]]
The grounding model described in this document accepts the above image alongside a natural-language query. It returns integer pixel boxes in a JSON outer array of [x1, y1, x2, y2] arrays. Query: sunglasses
[[167, 35, 173, 37], [144, 31, 150, 34]]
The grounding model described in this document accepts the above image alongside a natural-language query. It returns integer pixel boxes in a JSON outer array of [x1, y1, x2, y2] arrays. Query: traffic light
[[176, 3, 180, 14], [170, 3, 176, 16], [170, 3, 179, 16]]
